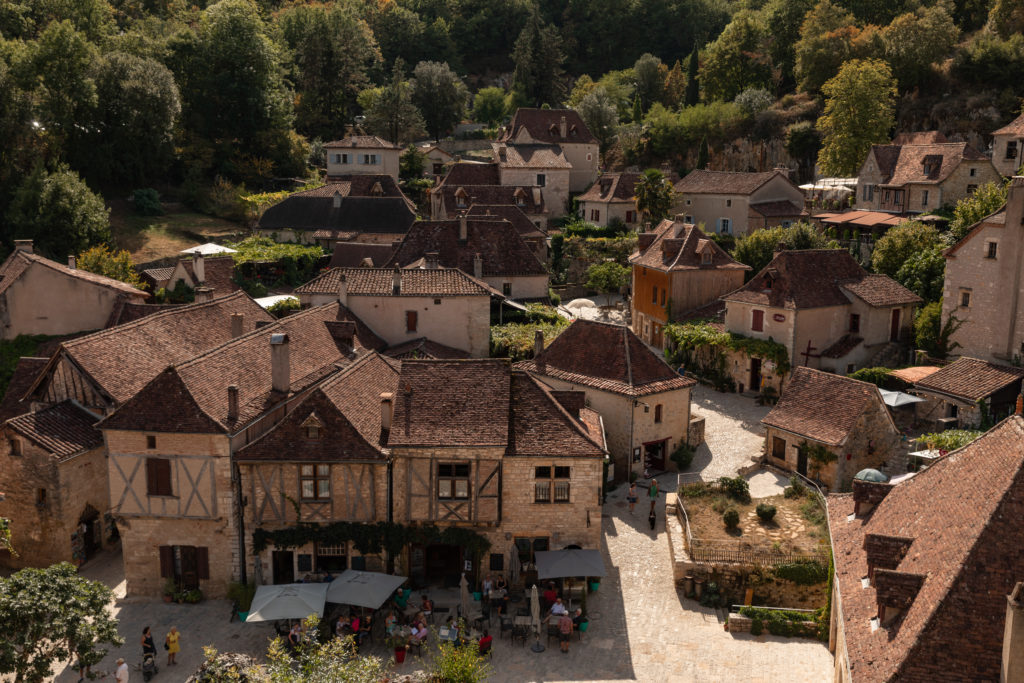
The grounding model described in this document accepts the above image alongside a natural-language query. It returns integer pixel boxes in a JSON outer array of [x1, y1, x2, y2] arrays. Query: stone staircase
[[867, 342, 907, 368]]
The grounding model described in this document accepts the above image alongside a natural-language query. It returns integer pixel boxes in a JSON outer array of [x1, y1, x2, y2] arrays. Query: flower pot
[[394, 647, 406, 664], [163, 595, 172, 603], [589, 581, 600, 592]]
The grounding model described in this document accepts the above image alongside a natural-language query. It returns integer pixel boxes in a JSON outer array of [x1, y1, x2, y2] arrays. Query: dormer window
[[455, 189, 467, 208], [764, 274, 775, 291], [701, 251, 712, 265], [302, 414, 323, 440]]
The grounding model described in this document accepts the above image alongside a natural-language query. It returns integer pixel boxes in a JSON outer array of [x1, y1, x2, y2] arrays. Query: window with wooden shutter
[[159, 545, 174, 578], [196, 547, 210, 580], [751, 310, 764, 332], [406, 310, 418, 333], [146, 458, 172, 496]]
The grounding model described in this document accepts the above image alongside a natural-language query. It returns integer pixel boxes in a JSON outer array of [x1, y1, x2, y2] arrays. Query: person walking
[[557, 611, 573, 653], [165, 626, 180, 666], [115, 658, 129, 683], [141, 627, 156, 658], [648, 478, 659, 513], [627, 481, 637, 514]]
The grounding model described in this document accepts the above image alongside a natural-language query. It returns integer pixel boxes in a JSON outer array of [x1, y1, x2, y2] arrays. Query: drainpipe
[[233, 461, 248, 585]]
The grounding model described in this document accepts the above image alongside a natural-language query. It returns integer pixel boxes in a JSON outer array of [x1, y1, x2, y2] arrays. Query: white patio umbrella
[[245, 583, 328, 622], [180, 242, 237, 255], [878, 388, 926, 408], [459, 573, 471, 623], [529, 583, 544, 652]]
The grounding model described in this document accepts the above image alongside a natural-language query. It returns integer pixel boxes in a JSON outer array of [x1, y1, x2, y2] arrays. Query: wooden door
[[750, 358, 762, 391], [796, 448, 808, 476], [644, 440, 667, 472], [272, 551, 294, 584], [180, 545, 199, 590], [890, 309, 901, 341]]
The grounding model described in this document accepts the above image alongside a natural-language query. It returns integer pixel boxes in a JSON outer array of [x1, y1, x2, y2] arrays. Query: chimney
[[473, 253, 483, 279], [559, 115, 567, 138], [459, 214, 468, 241], [67, 255, 76, 270], [227, 385, 239, 421], [392, 266, 402, 295], [13, 239, 32, 254], [333, 191, 342, 209], [637, 233, 656, 251], [230, 313, 244, 338], [194, 286, 214, 303], [193, 254, 205, 284], [1003, 582, 1024, 682], [380, 392, 394, 432], [338, 273, 348, 306], [270, 333, 290, 393], [498, 144, 507, 161], [534, 329, 545, 358], [425, 252, 440, 270]]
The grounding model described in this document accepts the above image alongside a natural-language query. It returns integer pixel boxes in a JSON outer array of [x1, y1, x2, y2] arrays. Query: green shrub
[[847, 366, 892, 387], [755, 503, 776, 522], [717, 476, 751, 503], [800, 499, 826, 526], [918, 429, 983, 452], [723, 508, 740, 529], [670, 443, 695, 471], [750, 618, 763, 635], [783, 475, 806, 499], [548, 288, 561, 306], [699, 580, 725, 608], [680, 482, 711, 498], [266, 297, 300, 317], [711, 496, 728, 513], [773, 559, 828, 585], [132, 188, 163, 216], [738, 606, 819, 639]]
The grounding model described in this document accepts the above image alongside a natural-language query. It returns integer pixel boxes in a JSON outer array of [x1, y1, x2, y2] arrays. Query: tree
[[948, 181, 1009, 242], [870, 221, 941, 278], [914, 301, 963, 358], [764, 0, 818, 91], [633, 53, 664, 112], [696, 135, 710, 169], [511, 10, 566, 107], [794, 0, 875, 93], [685, 45, 700, 106], [632, 94, 643, 124], [76, 245, 147, 290], [816, 59, 897, 177], [635, 168, 675, 228], [882, 5, 959, 91], [585, 261, 630, 306], [988, 0, 1024, 37], [0, 563, 122, 683], [4, 165, 110, 261], [699, 11, 772, 102], [411, 61, 469, 141], [663, 60, 687, 108], [733, 223, 831, 278], [399, 145, 425, 181], [473, 87, 507, 126], [577, 87, 619, 158], [360, 60, 426, 144], [895, 245, 945, 302]]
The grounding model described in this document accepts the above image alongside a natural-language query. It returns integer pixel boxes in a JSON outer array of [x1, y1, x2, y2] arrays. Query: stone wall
[[687, 415, 706, 448]]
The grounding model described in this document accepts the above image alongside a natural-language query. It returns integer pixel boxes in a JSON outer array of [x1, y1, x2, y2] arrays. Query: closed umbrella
[[529, 583, 544, 652], [509, 544, 521, 585], [459, 573, 471, 623]]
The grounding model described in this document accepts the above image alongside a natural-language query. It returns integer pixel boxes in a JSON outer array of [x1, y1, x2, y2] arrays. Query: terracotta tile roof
[[493, 143, 572, 169], [749, 199, 804, 217], [434, 185, 545, 215], [183, 256, 240, 296], [99, 303, 371, 433], [498, 108, 597, 145], [913, 356, 1024, 401], [673, 169, 786, 195], [0, 249, 147, 298], [296, 267, 493, 297], [0, 357, 48, 421], [390, 359, 512, 447], [236, 353, 399, 462], [324, 135, 400, 150], [30, 291, 274, 405], [384, 338, 470, 360], [258, 193, 416, 236], [577, 173, 641, 203], [839, 274, 922, 307], [328, 243, 396, 268], [889, 366, 940, 383], [509, 371, 606, 456], [829, 415, 1024, 682], [762, 367, 887, 446], [298, 176, 410, 201], [870, 142, 988, 187], [466, 204, 546, 240], [517, 320, 696, 397], [891, 130, 947, 144], [724, 250, 916, 310], [6, 401, 101, 460], [993, 112, 1024, 136], [630, 220, 749, 273], [388, 219, 547, 277], [438, 162, 501, 187], [141, 267, 174, 283], [821, 334, 863, 359]]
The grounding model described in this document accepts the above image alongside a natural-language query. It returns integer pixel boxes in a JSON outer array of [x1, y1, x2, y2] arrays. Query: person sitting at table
[[542, 582, 558, 608], [410, 620, 428, 643], [478, 629, 492, 655], [393, 589, 408, 610], [356, 615, 371, 647], [494, 575, 508, 592], [384, 611, 398, 635], [482, 574, 493, 595], [335, 615, 351, 637], [288, 623, 304, 649], [420, 595, 433, 620], [572, 608, 588, 640], [550, 598, 568, 616]]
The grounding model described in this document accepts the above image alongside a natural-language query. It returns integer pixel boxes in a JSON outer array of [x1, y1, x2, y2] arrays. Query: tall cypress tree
[[684, 45, 700, 106]]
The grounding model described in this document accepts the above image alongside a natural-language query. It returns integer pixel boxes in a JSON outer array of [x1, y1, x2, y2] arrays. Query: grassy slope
[[107, 199, 246, 264]]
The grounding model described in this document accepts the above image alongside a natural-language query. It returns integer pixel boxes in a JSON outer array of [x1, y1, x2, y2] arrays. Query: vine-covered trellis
[[664, 322, 791, 390], [252, 521, 491, 559]]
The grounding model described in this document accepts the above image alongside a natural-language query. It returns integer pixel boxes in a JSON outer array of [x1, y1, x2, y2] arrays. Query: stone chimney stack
[[13, 240, 32, 254], [270, 333, 290, 393], [534, 329, 544, 358], [230, 313, 245, 338], [194, 286, 214, 303], [333, 191, 342, 209], [193, 253, 205, 284], [425, 252, 440, 270], [338, 273, 348, 306], [559, 115, 567, 138], [392, 266, 402, 295], [497, 144, 507, 161], [473, 253, 483, 279], [67, 255, 76, 270], [380, 392, 394, 432], [227, 385, 239, 421], [1004, 582, 1024, 682], [459, 214, 468, 241]]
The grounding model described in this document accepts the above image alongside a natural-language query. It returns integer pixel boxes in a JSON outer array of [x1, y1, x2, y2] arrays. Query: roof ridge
[[622, 327, 633, 387]]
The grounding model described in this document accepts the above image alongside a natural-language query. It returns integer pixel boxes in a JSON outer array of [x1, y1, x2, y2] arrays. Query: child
[[627, 481, 637, 514]]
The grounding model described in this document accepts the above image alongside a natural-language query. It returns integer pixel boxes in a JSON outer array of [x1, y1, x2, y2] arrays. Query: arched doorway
[[75, 504, 102, 563]]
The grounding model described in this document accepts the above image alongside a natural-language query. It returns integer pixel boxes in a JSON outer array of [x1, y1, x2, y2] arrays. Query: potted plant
[[163, 578, 176, 603], [386, 632, 409, 664], [183, 588, 203, 604]]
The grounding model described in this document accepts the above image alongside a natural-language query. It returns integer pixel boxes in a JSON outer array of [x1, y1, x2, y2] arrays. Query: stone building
[[762, 367, 902, 490], [991, 114, 1024, 177], [294, 267, 492, 358], [465, 204, 548, 263], [911, 356, 1024, 429], [429, 161, 549, 229], [517, 319, 695, 481], [0, 402, 108, 569], [497, 108, 600, 194], [577, 172, 641, 228], [630, 219, 750, 348], [0, 240, 147, 339], [722, 250, 921, 388], [140, 254, 239, 297], [492, 142, 572, 215], [942, 176, 1024, 363], [828, 415, 1024, 682], [672, 169, 806, 237], [854, 137, 998, 214], [324, 135, 402, 181]]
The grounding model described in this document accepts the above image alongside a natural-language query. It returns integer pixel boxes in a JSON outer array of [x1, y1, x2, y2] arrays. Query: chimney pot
[[559, 115, 567, 138], [473, 253, 483, 279], [392, 266, 402, 295], [13, 240, 32, 254], [194, 286, 214, 303], [230, 313, 244, 338], [227, 385, 239, 420], [534, 329, 544, 358], [193, 253, 205, 284], [270, 333, 290, 393], [380, 392, 394, 432], [338, 273, 348, 305], [67, 255, 76, 269]]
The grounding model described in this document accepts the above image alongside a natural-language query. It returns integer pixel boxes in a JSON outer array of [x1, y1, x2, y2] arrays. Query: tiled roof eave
[[520, 364, 695, 397], [760, 420, 847, 448]]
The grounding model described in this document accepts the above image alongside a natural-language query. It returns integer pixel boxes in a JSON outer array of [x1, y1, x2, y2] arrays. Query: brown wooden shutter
[[196, 547, 210, 580], [146, 459, 158, 495], [406, 310, 417, 332], [157, 459, 172, 496], [159, 545, 174, 578]]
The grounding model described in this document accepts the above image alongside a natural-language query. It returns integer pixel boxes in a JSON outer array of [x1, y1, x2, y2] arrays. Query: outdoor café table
[[439, 626, 459, 643]]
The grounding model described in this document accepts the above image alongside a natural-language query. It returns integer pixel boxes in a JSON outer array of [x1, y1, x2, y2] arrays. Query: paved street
[[690, 385, 772, 480]]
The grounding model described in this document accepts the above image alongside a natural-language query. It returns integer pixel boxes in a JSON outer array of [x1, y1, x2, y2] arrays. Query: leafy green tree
[[399, 145, 426, 181], [586, 261, 630, 306], [764, 0, 817, 91], [511, 10, 565, 107], [794, 0, 879, 93], [577, 87, 619, 158], [696, 135, 710, 169], [0, 0, 112, 41], [276, 3, 380, 140], [816, 59, 897, 177], [632, 94, 643, 124], [0, 563, 122, 683], [895, 245, 945, 302], [871, 221, 941, 278], [360, 60, 426, 144], [77, 245, 147, 290], [0, 60, 32, 197], [952, 33, 1024, 90], [473, 86, 507, 126], [734, 88, 775, 116], [635, 168, 675, 228], [948, 181, 1009, 242], [914, 301, 963, 358], [882, 5, 959, 90], [5, 165, 110, 261], [733, 223, 831, 278], [685, 45, 700, 106], [699, 11, 772, 102], [633, 53, 664, 112], [411, 61, 469, 141], [785, 121, 822, 175]]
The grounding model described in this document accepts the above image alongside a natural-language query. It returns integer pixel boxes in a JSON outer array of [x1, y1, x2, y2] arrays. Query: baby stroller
[[142, 651, 159, 681]]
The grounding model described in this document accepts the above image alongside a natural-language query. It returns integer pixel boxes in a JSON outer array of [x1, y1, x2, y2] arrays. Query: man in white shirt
[[115, 658, 129, 683], [550, 598, 568, 616]]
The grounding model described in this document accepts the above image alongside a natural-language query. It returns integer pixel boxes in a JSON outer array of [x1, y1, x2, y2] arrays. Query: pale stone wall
[[559, 142, 600, 192], [501, 167, 570, 216], [0, 436, 110, 569], [579, 199, 637, 228], [326, 149, 401, 181], [675, 194, 752, 236], [0, 262, 144, 339], [855, 153, 887, 211], [482, 274, 549, 300], [992, 134, 1023, 177], [938, 161, 1001, 209]]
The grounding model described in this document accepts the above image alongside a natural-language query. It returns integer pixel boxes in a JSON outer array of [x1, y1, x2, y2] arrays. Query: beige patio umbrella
[[459, 573, 471, 623], [529, 583, 545, 652]]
